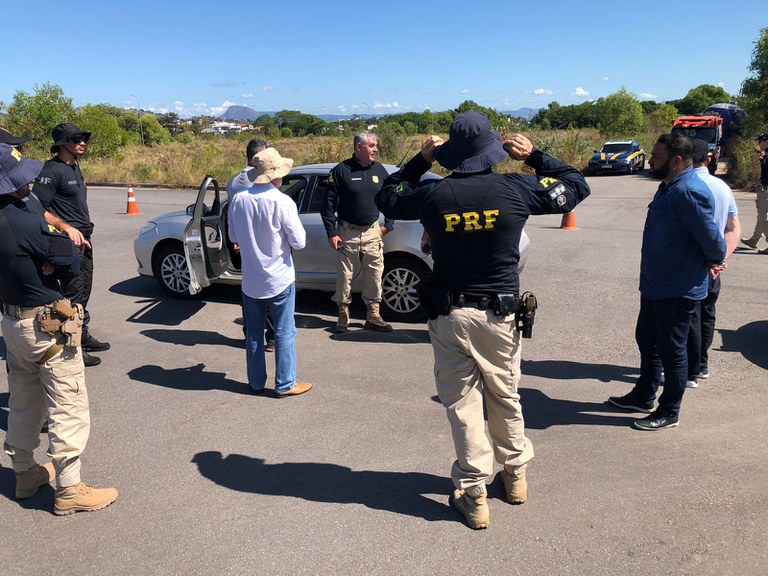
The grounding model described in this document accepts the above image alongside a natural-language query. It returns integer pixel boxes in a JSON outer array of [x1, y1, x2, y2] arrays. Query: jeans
[[242, 283, 297, 393], [633, 296, 695, 418], [687, 276, 720, 378]]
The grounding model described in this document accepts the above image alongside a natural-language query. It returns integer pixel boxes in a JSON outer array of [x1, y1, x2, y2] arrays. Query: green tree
[[77, 104, 124, 158], [647, 103, 679, 133], [6, 82, 75, 157], [454, 100, 508, 131], [739, 27, 768, 126], [139, 114, 172, 145], [595, 88, 646, 136], [672, 84, 731, 115]]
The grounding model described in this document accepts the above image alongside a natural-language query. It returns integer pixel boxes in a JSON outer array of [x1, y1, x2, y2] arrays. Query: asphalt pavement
[[1, 173, 766, 576]]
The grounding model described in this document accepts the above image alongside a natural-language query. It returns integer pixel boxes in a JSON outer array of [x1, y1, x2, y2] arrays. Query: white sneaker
[[686, 379, 699, 389]]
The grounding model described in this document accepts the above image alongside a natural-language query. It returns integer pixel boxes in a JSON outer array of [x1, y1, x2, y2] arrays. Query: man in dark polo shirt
[[0, 143, 118, 514], [34, 123, 109, 367], [322, 131, 394, 333]]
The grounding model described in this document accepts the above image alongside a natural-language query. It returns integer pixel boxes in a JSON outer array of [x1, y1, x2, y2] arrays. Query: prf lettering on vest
[[444, 209, 500, 232]]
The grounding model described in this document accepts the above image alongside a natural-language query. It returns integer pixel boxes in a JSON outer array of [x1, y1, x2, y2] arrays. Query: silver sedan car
[[133, 163, 530, 322]]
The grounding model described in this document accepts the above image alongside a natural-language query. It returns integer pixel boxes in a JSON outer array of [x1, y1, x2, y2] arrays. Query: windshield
[[601, 144, 632, 154], [670, 127, 717, 143]]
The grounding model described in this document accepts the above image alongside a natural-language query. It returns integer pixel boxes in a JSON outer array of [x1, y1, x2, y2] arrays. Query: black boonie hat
[[0, 129, 31, 146], [50, 122, 91, 153], [434, 110, 508, 173]]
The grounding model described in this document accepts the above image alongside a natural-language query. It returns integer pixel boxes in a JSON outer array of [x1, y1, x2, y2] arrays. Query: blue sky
[[2, 1, 764, 118]]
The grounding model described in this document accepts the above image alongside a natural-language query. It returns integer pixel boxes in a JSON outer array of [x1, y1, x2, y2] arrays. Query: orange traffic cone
[[560, 211, 577, 230], [126, 185, 140, 215]]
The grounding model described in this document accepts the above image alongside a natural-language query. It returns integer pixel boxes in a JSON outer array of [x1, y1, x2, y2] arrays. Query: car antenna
[[396, 141, 417, 167]]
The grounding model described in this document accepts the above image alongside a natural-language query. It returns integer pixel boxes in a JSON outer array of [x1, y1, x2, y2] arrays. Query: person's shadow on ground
[[128, 363, 248, 395], [192, 451, 457, 523]]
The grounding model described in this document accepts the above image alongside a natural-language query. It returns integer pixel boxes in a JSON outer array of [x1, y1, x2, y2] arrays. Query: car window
[[279, 175, 308, 206], [601, 144, 632, 154], [306, 175, 329, 214]]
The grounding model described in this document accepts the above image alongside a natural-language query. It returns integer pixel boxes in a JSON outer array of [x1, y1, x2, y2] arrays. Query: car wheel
[[153, 243, 194, 298], [381, 255, 429, 322], [636, 157, 644, 172]]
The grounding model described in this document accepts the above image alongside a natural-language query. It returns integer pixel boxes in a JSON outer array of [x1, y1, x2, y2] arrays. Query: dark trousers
[[61, 240, 94, 335], [633, 296, 696, 418], [687, 276, 720, 378]]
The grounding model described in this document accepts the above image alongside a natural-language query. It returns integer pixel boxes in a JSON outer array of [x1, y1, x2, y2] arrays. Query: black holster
[[417, 273, 450, 320]]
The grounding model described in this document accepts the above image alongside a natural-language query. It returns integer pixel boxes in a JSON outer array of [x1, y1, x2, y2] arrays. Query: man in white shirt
[[227, 139, 275, 351], [228, 147, 311, 397], [687, 138, 740, 388]]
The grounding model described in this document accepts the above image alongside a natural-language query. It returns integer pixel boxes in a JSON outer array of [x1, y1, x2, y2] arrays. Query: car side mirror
[[186, 204, 195, 216]]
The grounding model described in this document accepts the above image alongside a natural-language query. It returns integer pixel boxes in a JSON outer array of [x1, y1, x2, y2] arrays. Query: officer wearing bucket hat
[[376, 110, 591, 529], [33, 122, 110, 367], [0, 143, 118, 515]]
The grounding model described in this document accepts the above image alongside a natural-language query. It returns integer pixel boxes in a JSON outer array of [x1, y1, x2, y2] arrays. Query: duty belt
[[342, 220, 377, 231], [2, 304, 48, 319], [451, 293, 523, 312]]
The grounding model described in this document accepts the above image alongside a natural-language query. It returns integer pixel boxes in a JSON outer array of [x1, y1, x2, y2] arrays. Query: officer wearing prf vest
[[0, 143, 118, 515], [376, 110, 591, 529]]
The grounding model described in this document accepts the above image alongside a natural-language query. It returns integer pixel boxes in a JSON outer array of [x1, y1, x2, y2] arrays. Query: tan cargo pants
[[333, 220, 384, 307], [429, 306, 534, 490], [749, 186, 768, 241], [2, 311, 90, 488]]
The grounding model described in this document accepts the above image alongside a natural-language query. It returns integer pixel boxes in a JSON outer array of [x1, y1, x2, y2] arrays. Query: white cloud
[[718, 82, 725, 87], [263, 85, 273, 92], [372, 101, 401, 110], [337, 105, 346, 113], [461, 88, 470, 94], [534, 88, 553, 96], [241, 93, 254, 99], [571, 87, 590, 97], [601, 76, 609, 81], [638, 93, 657, 100], [193, 102, 207, 107], [174, 100, 184, 107]]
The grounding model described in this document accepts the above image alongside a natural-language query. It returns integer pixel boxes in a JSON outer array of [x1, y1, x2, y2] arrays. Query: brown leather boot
[[364, 303, 392, 332], [335, 304, 350, 333], [15, 463, 55, 499], [451, 485, 490, 529], [501, 469, 527, 504], [54, 483, 119, 516]]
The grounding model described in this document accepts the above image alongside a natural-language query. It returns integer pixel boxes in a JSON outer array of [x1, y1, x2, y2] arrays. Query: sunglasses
[[69, 135, 89, 144]]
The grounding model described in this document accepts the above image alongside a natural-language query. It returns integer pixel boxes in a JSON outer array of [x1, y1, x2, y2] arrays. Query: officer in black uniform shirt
[[34, 122, 109, 367], [376, 110, 590, 529], [0, 143, 118, 514], [322, 131, 395, 333]]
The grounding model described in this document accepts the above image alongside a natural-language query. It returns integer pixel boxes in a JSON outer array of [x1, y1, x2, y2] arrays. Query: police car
[[586, 141, 645, 175], [133, 164, 532, 322]]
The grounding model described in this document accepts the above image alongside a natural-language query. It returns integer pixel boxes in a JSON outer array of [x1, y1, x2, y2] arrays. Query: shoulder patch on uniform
[[539, 177, 559, 188], [393, 182, 412, 196]]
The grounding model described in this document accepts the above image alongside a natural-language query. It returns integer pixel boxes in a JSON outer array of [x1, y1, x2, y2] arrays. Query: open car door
[[183, 176, 231, 295]]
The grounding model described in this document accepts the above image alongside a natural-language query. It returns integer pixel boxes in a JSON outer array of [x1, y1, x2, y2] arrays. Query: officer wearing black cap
[[740, 131, 768, 253], [0, 143, 118, 514], [376, 110, 590, 529], [0, 128, 31, 150], [34, 122, 109, 366]]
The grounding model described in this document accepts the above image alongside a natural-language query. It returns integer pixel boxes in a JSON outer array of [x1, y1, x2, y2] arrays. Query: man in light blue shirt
[[686, 139, 740, 388], [228, 147, 311, 397]]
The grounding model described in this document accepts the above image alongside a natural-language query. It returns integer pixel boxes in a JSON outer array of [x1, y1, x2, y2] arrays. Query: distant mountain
[[502, 108, 540, 120], [221, 106, 272, 121]]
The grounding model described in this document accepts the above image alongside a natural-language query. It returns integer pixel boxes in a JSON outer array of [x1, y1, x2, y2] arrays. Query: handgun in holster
[[417, 273, 450, 320], [52, 300, 84, 348], [515, 292, 537, 338]]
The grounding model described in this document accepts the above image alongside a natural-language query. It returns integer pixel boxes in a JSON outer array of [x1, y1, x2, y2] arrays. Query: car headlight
[[139, 222, 157, 235]]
